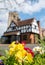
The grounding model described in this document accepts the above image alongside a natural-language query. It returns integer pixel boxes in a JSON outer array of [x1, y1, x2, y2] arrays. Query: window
[[23, 26, 25, 29], [26, 25, 28, 28], [32, 25, 34, 28], [36, 26, 38, 30], [23, 35, 27, 40], [10, 21, 16, 27], [12, 27, 15, 30], [30, 24, 32, 26], [16, 27, 19, 30], [23, 29, 26, 33], [28, 28, 31, 32], [35, 25, 37, 29], [21, 30, 24, 33], [21, 26, 24, 29], [18, 27, 21, 30], [11, 26, 16, 31], [11, 35, 16, 42]]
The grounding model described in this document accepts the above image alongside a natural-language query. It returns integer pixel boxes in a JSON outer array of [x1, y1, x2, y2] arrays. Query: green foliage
[[32, 53, 45, 65], [34, 34, 39, 44], [38, 39, 45, 50], [24, 61, 32, 65], [32, 39, 45, 65], [39, 39, 45, 45], [3, 51, 32, 65], [43, 37, 45, 41], [3, 50, 19, 65]]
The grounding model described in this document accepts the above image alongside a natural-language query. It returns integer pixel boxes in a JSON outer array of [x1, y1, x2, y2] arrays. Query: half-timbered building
[[2, 12, 40, 44]]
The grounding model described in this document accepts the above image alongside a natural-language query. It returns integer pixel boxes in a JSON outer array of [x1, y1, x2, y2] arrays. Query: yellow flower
[[8, 41, 33, 64], [9, 47, 15, 55], [9, 42, 24, 51], [24, 53, 33, 63], [17, 43, 24, 51], [15, 49, 27, 61], [21, 50, 27, 58], [9, 41, 16, 48], [15, 51, 23, 60]]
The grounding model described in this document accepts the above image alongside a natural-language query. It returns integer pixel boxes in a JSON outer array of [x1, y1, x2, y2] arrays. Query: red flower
[[24, 47, 34, 57], [21, 41, 26, 46]]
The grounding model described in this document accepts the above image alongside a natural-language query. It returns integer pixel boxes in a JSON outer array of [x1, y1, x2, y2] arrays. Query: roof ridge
[[20, 18, 34, 22]]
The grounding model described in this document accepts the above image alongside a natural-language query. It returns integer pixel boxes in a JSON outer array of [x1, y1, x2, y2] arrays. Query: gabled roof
[[13, 18, 34, 26]]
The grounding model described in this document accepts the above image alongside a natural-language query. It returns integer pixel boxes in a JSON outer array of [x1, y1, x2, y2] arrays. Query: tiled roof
[[14, 18, 34, 26]]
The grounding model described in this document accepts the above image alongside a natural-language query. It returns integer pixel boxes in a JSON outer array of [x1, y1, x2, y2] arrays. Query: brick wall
[[30, 34, 34, 44]]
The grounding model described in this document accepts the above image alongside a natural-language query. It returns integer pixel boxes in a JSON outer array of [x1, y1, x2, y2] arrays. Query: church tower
[[8, 12, 20, 27]]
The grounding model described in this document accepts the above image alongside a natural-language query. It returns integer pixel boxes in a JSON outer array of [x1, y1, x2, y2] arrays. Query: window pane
[[23, 35, 27, 40]]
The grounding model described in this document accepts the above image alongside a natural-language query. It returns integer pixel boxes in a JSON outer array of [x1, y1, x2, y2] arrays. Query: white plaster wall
[[32, 19, 39, 34]]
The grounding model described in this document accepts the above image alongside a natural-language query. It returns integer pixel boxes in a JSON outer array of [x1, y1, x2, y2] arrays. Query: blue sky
[[0, 0, 45, 37]]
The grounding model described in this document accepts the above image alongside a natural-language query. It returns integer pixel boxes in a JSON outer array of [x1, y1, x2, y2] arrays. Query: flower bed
[[0, 41, 45, 65]]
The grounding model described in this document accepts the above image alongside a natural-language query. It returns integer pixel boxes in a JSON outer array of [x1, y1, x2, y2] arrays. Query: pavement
[[0, 44, 40, 49], [25, 44, 40, 49]]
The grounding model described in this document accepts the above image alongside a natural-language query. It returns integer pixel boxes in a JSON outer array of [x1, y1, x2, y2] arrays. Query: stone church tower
[[8, 12, 20, 27]]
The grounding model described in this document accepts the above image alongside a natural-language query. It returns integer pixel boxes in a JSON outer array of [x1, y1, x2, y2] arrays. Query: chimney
[[37, 21, 43, 39], [37, 21, 40, 33]]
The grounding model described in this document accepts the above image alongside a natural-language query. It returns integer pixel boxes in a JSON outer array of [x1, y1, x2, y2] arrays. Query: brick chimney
[[37, 21, 40, 32], [37, 21, 43, 39]]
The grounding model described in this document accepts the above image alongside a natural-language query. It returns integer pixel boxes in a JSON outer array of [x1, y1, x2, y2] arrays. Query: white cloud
[[15, 0, 24, 4], [0, 12, 8, 37], [0, 12, 8, 23], [11, 0, 45, 13], [0, 22, 7, 37], [0, 0, 45, 14]]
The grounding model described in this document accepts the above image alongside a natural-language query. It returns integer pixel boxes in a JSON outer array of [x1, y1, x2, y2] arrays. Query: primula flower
[[15, 51, 23, 60], [33, 46, 45, 54], [22, 50, 27, 57], [15, 50, 27, 60], [9, 48, 15, 55], [8, 41, 33, 64], [16, 43, 24, 50], [33, 46, 40, 51], [9, 41, 16, 48], [24, 53, 33, 63], [21, 41, 26, 46], [24, 47, 34, 57]]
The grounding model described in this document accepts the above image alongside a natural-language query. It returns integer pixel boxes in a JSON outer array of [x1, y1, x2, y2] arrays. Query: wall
[[21, 33, 35, 44], [30, 34, 34, 44]]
